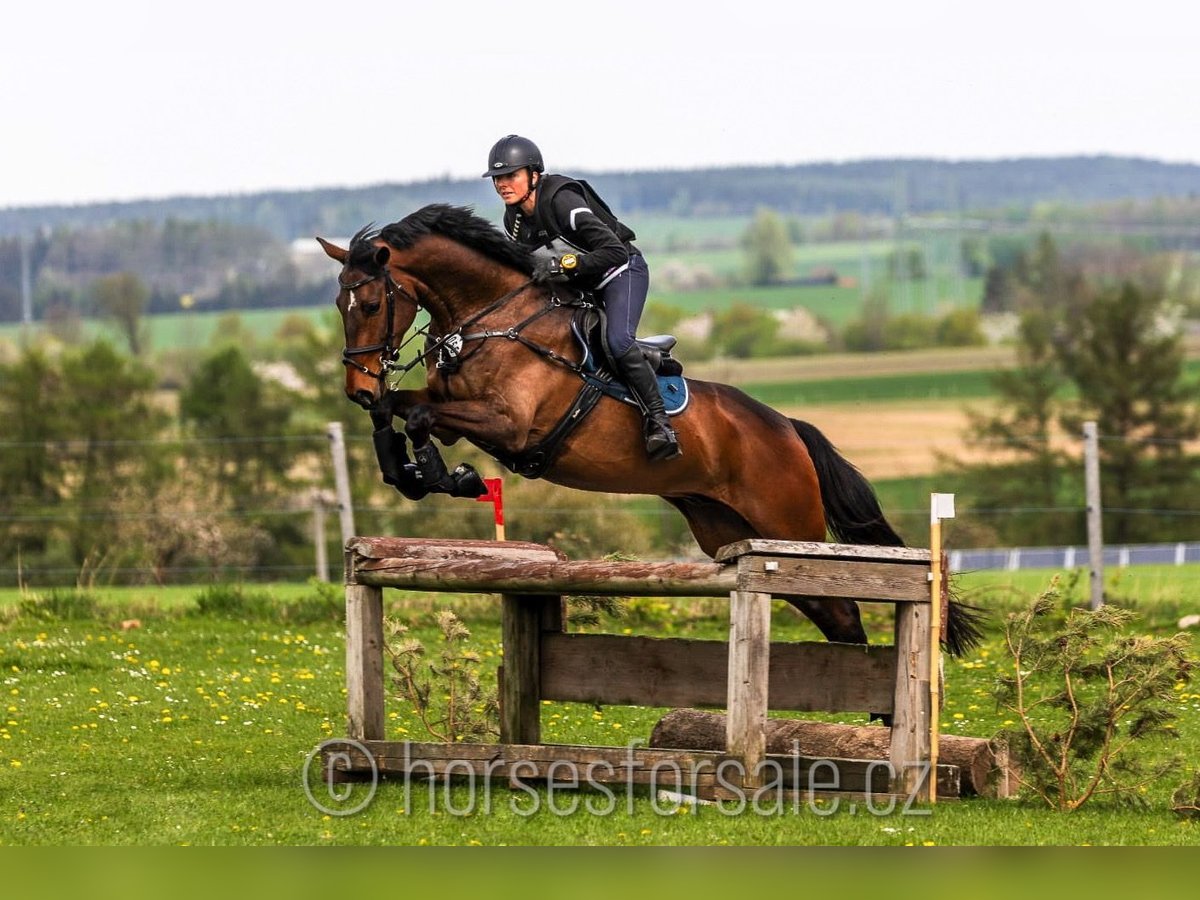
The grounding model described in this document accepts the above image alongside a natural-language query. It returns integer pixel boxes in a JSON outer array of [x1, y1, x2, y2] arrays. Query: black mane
[[378, 204, 535, 275]]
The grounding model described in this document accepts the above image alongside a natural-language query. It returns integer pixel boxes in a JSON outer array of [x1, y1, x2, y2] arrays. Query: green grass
[[1, 574, 1197, 845]]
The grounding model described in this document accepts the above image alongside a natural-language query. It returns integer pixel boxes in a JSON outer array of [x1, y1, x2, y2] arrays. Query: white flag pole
[[928, 493, 955, 804]]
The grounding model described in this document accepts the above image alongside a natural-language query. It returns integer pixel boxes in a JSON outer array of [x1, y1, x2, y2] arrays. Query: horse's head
[[318, 230, 419, 410]]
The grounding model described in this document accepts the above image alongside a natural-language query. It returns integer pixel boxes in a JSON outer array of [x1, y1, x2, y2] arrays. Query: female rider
[[484, 134, 681, 461]]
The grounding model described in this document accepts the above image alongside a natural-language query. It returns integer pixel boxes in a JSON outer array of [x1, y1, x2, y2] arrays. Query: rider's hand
[[532, 256, 571, 285]]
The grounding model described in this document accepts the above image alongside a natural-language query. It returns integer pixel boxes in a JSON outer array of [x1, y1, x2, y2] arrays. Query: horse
[[317, 204, 982, 657]]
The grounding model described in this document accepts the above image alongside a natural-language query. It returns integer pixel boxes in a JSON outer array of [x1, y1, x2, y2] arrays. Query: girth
[[478, 379, 606, 479]]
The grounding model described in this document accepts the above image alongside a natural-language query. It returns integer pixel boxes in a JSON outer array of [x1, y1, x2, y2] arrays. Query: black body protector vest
[[503, 174, 637, 262]]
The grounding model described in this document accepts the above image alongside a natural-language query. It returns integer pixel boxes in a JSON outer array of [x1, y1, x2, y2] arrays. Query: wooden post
[[500, 594, 548, 745], [890, 597, 932, 801], [345, 583, 384, 741], [312, 495, 329, 583], [327, 422, 356, 546], [1083, 421, 1105, 609], [726, 589, 771, 788]]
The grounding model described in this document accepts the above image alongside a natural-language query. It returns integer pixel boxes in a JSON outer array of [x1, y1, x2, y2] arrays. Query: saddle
[[569, 307, 689, 416]]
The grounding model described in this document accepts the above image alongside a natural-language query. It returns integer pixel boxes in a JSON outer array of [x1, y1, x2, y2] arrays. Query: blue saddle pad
[[571, 322, 689, 417]]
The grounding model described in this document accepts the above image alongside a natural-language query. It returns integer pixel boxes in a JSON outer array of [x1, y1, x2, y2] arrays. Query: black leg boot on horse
[[615, 345, 681, 461], [402, 406, 489, 497]]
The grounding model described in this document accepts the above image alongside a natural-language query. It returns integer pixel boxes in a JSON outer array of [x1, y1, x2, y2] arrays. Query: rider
[[483, 134, 681, 462]]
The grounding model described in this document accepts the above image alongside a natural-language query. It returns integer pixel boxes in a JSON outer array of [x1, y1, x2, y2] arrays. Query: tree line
[[5, 155, 1200, 242]]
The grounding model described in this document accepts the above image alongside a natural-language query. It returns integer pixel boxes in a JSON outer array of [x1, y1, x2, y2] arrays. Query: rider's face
[[493, 169, 534, 206]]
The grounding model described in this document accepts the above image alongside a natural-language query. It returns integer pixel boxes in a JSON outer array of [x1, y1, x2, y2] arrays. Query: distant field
[[0, 305, 340, 351], [741, 369, 999, 406], [0, 272, 983, 350]]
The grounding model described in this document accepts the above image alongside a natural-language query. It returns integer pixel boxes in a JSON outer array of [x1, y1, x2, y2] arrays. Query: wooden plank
[[716, 539, 931, 565], [355, 557, 736, 597], [890, 598, 933, 799], [737, 556, 930, 603], [539, 633, 896, 713], [330, 740, 960, 798], [345, 583, 385, 742], [348, 536, 567, 562], [500, 594, 547, 745], [727, 590, 771, 787]]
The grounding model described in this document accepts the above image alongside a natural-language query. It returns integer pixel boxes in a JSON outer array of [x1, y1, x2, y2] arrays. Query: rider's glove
[[532, 255, 573, 285]]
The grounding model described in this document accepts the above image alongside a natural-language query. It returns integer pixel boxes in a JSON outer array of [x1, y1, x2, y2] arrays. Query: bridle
[[338, 269, 417, 382]]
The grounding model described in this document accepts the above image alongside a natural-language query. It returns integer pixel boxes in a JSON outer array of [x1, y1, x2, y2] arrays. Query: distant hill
[[3, 155, 1200, 241]]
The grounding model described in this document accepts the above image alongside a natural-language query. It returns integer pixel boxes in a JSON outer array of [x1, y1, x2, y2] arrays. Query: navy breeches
[[598, 253, 650, 357]]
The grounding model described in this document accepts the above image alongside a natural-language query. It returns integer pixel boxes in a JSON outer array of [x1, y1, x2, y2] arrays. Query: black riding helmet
[[482, 135, 544, 178]]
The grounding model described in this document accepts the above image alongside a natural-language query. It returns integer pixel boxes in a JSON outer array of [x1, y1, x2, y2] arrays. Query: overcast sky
[[3, 0, 1197, 208]]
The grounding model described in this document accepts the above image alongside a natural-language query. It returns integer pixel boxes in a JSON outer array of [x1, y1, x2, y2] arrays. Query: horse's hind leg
[[667, 495, 870, 645], [778, 596, 868, 645]]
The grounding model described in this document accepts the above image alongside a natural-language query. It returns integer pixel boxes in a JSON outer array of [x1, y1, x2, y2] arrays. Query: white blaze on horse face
[[347, 290, 358, 311]]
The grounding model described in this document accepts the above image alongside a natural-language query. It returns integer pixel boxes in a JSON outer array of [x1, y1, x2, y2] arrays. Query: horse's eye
[[360, 300, 382, 315]]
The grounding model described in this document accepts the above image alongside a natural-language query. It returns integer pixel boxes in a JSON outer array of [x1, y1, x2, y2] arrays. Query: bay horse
[[318, 204, 981, 657]]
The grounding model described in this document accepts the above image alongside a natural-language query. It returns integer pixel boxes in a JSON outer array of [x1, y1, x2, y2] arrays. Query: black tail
[[791, 418, 984, 656]]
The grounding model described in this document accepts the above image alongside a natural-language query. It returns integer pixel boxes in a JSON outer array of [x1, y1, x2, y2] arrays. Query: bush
[[17, 589, 101, 621], [280, 579, 344, 624], [994, 584, 1194, 810], [192, 584, 273, 618]]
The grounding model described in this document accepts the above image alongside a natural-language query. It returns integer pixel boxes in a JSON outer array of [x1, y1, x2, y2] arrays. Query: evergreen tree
[[0, 345, 71, 561], [951, 236, 1199, 545], [178, 344, 295, 500], [1057, 279, 1200, 542], [59, 341, 170, 563]]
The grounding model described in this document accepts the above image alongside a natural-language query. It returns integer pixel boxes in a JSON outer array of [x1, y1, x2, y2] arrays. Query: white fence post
[[1083, 421, 1104, 610]]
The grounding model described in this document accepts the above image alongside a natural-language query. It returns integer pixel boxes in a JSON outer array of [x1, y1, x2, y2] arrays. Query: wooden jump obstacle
[[333, 536, 955, 802]]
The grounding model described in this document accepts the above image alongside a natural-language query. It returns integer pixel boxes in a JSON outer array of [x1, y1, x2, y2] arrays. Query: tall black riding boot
[[615, 345, 681, 461]]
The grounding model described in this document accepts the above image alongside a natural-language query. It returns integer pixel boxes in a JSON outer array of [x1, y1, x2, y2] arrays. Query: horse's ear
[[316, 236, 348, 263], [374, 246, 390, 267]]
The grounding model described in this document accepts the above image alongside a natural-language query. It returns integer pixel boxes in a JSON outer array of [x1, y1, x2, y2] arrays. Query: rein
[[341, 266, 586, 383]]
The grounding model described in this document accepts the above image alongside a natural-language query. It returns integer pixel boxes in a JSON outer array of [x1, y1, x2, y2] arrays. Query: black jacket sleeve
[[549, 187, 630, 285]]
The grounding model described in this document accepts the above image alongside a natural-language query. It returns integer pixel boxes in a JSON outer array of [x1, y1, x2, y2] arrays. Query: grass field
[[2, 569, 1197, 845]]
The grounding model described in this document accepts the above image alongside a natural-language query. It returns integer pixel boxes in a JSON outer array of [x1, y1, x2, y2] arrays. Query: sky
[[3, 0, 1199, 208]]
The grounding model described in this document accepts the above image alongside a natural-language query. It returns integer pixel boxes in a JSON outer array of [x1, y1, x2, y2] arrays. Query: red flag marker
[[475, 477, 505, 540]]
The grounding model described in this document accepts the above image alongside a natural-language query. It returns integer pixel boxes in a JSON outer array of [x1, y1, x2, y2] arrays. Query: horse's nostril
[[352, 390, 375, 409]]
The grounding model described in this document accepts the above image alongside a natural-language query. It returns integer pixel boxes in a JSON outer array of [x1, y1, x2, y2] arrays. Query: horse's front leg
[[366, 397, 432, 501], [395, 398, 525, 499], [368, 390, 525, 499]]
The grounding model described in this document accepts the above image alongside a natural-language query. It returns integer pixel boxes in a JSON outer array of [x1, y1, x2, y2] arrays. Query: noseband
[[339, 270, 414, 382]]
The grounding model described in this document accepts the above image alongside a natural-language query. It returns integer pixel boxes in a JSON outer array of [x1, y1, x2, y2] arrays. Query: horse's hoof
[[450, 463, 488, 498]]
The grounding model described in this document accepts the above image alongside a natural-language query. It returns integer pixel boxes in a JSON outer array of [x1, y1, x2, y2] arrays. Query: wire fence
[[2, 428, 1198, 587]]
